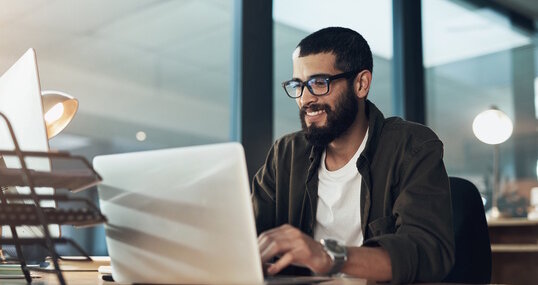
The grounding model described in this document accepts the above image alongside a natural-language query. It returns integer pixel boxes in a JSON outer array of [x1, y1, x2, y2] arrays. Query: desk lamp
[[41, 90, 78, 139], [472, 106, 513, 219]]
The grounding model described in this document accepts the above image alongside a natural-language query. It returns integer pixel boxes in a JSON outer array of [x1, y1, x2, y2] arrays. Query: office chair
[[443, 177, 492, 284]]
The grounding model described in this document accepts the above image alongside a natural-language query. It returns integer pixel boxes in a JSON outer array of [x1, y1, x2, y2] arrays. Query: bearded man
[[252, 27, 455, 284]]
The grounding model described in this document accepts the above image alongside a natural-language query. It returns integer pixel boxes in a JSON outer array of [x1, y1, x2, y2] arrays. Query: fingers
[[262, 262, 272, 275], [258, 224, 327, 275], [267, 252, 294, 275], [260, 239, 278, 263], [259, 227, 296, 263]]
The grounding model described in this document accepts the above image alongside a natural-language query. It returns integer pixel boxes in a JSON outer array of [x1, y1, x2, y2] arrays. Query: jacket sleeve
[[251, 142, 277, 235], [363, 139, 455, 284]]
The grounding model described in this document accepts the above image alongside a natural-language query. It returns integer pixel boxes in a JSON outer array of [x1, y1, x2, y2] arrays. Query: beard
[[300, 85, 359, 147]]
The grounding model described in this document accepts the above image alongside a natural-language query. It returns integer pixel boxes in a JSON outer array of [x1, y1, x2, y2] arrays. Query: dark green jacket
[[252, 100, 455, 284]]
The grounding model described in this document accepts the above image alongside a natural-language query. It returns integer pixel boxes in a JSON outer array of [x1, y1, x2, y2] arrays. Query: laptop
[[0, 48, 59, 242], [94, 143, 332, 284]]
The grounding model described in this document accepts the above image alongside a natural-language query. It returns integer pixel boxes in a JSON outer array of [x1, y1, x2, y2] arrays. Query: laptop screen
[[94, 143, 264, 284], [0, 48, 58, 238]]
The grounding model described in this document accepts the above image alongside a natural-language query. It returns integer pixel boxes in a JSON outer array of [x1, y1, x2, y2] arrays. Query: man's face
[[292, 51, 359, 146]]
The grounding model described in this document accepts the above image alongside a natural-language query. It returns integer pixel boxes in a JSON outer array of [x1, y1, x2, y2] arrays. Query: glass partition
[[423, 0, 538, 215], [0, 0, 233, 255]]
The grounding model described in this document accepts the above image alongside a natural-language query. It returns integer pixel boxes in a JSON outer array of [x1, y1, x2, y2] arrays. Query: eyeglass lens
[[285, 77, 329, 98]]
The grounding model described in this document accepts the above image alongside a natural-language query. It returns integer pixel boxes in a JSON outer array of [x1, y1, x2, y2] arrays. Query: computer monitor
[[0, 48, 60, 238]]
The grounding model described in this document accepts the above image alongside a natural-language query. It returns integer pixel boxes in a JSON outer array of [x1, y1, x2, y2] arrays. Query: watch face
[[324, 239, 346, 255]]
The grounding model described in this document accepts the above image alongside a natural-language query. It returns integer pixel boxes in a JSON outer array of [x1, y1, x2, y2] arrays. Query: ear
[[354, 70, 372, 99]]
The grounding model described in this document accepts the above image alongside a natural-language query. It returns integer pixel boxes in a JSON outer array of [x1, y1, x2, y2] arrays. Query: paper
[[0, 264, 40, 279], [45, 256, 111, 271]]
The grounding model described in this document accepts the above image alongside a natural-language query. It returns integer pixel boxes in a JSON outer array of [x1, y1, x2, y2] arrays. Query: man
[[252, 27, 454, 284]]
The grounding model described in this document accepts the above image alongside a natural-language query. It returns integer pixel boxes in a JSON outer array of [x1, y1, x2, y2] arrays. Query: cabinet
[[489, 218, 538, 284]]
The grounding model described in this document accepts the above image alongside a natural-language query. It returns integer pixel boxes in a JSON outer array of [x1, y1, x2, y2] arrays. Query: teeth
[[306, 110, 325, 116]]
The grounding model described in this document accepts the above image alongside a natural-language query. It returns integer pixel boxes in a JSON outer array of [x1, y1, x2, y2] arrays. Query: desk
[[0, 272, 496, 285], [488, 218, 538, 284], [0, 271, 372, 285], [0, 271, 107, 285]]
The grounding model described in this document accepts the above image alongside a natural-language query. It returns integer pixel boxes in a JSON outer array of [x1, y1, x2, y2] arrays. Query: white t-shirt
[[313, 129, 369, 246]]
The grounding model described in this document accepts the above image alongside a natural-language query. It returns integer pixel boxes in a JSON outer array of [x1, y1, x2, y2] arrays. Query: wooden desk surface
[[0, 271, 373, 285], [0, 257, 504, 285], [0, 271, 108, 285], [488, 217, 538, 227], [0, 271, 497, 285]]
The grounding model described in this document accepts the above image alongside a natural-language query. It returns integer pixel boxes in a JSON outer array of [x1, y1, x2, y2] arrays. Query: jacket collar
[[359, 100, 385, 167]]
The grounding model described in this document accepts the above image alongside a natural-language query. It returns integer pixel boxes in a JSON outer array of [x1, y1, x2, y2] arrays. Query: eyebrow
[[291, 73, 333, 81]]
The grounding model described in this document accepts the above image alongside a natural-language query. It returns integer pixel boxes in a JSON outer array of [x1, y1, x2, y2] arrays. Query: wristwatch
[[320, 239, 347, 276]]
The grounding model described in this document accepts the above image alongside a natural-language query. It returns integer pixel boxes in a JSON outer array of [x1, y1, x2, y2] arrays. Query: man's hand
[[258, 224, 333, 275]]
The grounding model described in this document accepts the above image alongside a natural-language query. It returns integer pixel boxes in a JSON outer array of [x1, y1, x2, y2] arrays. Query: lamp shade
[[472, 107, 513, 145], [42, 90, 78, 139]]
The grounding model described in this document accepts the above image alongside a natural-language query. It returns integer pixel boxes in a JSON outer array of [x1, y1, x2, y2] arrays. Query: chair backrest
[[443, 177, 492, 283]]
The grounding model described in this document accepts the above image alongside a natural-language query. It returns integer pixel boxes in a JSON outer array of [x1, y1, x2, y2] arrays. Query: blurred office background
[[0, 0, 536, 258]]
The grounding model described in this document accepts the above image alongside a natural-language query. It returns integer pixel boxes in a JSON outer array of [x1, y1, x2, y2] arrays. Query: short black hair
[[297, 27, 373, 74]]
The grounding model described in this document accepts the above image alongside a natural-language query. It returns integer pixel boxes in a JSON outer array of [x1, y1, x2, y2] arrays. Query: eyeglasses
[[282, 70, 359, 98]]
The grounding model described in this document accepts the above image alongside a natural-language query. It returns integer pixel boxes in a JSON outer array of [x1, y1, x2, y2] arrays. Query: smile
[[306, 110, 326, 116]]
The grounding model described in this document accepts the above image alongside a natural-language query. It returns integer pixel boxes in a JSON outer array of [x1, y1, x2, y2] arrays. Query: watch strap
[[321, 239, 347, 276]]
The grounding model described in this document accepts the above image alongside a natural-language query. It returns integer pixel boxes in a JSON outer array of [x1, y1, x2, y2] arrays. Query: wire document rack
[[0, 112, 106, 284]]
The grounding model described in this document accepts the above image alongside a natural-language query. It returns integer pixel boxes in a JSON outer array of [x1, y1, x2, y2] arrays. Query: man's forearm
[[341, 246, 392, 282]]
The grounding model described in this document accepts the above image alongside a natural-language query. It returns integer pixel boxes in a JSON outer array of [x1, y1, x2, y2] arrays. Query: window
[[0, 0, 233, 255], [272, 0, 394, 138], [423, 0, 537, 212]]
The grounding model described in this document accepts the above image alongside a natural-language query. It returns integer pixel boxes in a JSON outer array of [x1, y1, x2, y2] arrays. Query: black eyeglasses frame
[[281, 70, 360, 98]]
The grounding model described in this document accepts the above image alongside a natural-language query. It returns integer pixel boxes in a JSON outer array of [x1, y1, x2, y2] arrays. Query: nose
[[297, 86, 317, 108]]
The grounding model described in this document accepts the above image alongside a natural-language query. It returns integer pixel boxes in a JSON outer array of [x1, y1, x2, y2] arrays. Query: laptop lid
[[93, 142, 264, 284], [0, 48, 59, 238]]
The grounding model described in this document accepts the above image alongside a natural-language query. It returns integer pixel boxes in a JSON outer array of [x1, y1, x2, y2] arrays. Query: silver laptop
[[94, 143, 333, 285], [94, 143, 261, 284], [0, 48, 59, 239], [93, 143, 254, 284]]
